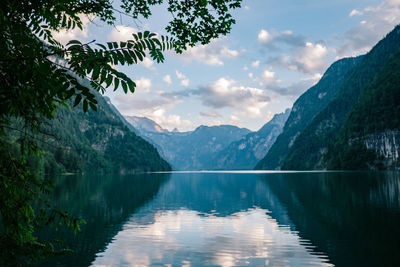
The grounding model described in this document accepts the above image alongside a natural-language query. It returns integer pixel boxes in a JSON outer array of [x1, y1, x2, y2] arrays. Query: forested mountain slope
[[325, 50, 400, 170], [34, 92, 171, 175], [281, 26, 400, 170], [255, 56, 362, 170]]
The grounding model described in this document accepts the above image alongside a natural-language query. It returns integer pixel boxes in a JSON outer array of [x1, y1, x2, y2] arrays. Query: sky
[[54, 0, 400, 132]]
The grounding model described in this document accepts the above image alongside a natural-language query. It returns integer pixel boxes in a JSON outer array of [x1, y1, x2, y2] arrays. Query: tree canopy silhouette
[[0, 0, 242, 263]]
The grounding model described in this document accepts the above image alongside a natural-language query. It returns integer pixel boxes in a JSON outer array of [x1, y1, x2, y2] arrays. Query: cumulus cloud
[[266, 73, 322, 97], [180, 79, 190, 87], [175, 70, 190, 87], [337, 0, 400, 57], [260, 70, 277, 83], [148, 109, 193, 131], [167, 78, 271, 118], [257, 29, 306, 49], [163, 75, 172, 85], [266, 42, 329, 74], [175, 70, 186, 79], [107, 25, 138, 42], [258, 29, 273, 43], [349, 9, 363, 17], [134, 77, 152, 92], [251, 60, 260, 68], [177, 39, 239, 66], [53, 14, 93, 44], [141, 57, 155, 69], [199, 110, 222, 118]]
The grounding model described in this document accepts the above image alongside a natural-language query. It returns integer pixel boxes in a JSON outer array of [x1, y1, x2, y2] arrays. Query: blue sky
[[54, 0, 400, 131]]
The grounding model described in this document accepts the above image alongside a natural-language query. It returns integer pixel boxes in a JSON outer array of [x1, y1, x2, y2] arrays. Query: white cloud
[[293, 42, 328, 73], [199, 110, 222, 118], [251, 60, 260, 68], [175, 70, 186, 80], [257, 29, 306, 49], [175, 70, 190, 87], [260, 70, 277, 83], [147, 109, 193, 131], [257, 29, 273, 43], [177, 39, 239, 66], [180, 79, 190, 87], [337, 0, 400, 57], [192, 78, 271, 117], [163, 75, 172, 85], [135, 77, 152, 92], [248, 72, 254, 78], [349, 9, 363, 17], [141, 57, 155, 69], [107, 25, 138, 42], [52, 14, 92, 44]]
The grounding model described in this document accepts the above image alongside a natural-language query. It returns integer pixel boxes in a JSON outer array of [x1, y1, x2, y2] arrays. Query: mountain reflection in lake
[[40, 171, 400, 267]]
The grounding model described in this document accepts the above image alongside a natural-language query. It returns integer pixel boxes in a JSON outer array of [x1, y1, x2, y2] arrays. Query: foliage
[[0, 0, 242, 263]]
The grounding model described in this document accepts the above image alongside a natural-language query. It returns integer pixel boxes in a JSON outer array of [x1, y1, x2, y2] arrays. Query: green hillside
[[282, 26, 400, 170], [325, 50, 400, 170], [34, 92, 171, 175], [255, 56, 362, 170]]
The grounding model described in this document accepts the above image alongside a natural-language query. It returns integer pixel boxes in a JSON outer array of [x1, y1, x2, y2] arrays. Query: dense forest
[[325, 50, 400, 169], [33, 90, 172, 175], [282, 25, 400, 170]]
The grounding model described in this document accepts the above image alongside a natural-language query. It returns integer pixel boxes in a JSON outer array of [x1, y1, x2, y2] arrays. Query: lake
[[40, 171, 400, 266]]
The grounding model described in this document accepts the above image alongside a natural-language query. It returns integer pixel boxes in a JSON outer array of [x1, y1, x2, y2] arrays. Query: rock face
[[211, 109, 290, 170], [127, 118, 251, 170], [364, 130, 400, 168], [255, 56, 362, 170]]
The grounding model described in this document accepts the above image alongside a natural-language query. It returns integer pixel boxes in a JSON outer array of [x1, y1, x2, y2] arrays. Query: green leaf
[[83, 99, 88, 112], [128, 80, 136, 93], [121, 80, 128, 93], [74, 94, 82, 107], [92, 66, 100, 80], [114, 77, 120, 91], [105, 74, 113, 87], [89, 102, 97, 111]]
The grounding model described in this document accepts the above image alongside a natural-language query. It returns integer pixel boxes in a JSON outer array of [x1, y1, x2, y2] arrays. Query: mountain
[[128, 119, 251, 170], [282, 25, 400, 170], [125, 116, 168, 134], [325, 50, 400, 169], [211, 109, 290, 170], [36, 91, 171, 175], [255, 56, 363, 170]]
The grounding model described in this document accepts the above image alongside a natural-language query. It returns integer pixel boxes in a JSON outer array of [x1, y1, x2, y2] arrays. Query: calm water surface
[[40, 171, 400, 266]]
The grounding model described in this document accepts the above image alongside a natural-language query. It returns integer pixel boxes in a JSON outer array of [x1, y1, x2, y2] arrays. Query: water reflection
[[261, 171, 400, 267], [91, 173, 332, 266], [39, 173, 170, 267], [40, 171, 400, 267], [93, 209, 331, 267]]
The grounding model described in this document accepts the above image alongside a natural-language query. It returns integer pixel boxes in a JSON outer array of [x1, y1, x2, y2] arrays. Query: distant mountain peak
[[125, 116, 169, 133]]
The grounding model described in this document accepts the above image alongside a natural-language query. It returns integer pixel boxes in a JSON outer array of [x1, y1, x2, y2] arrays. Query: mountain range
[[29, 26, 400, 173], [126, 111, 290, 170]]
